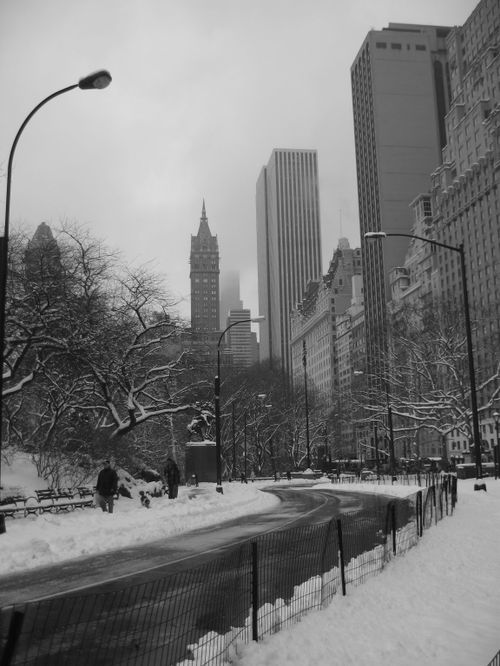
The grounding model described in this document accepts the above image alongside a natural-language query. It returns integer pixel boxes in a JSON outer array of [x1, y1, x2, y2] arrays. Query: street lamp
[[493, 412, 500, 480], [0, 70, 112, 490], [215, 315, 264, 493], [365, 230, 483, 479]]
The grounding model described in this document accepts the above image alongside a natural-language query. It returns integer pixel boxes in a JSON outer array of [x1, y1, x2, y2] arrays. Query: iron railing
[[0, 475, 456, 666]]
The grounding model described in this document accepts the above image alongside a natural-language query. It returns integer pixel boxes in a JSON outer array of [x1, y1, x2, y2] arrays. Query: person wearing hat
[[95, 460, 118, 513]]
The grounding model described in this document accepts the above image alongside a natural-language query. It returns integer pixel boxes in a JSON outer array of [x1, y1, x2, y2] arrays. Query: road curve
[[0, 485, 384, 607]]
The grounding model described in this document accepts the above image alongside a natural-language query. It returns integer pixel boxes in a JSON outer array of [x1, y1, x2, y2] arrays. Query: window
[[391, 43, 402, 50], [416, 44, 427, 51], [376, 42, 387, 49]]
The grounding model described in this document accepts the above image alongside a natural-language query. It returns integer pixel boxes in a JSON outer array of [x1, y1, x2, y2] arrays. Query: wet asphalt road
[[0, 485, 380, 607], [0, 485, 398, 666]]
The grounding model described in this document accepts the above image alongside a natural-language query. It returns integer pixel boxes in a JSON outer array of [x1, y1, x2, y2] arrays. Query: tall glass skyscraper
[[256, 149, 322, 376]]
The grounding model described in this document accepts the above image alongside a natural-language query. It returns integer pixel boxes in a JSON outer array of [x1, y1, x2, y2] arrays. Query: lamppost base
[[216, 485, 224, 494]]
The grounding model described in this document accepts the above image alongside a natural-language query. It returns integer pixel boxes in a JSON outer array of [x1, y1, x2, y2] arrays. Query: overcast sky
[[1, 0, 478, 321]]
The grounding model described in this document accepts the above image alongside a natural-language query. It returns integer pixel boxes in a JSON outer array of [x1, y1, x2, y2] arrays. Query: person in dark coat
[[164, 457, 180, 499], [95, 460, 118, 513]]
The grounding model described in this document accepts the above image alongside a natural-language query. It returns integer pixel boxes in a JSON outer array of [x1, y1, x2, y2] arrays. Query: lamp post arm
[[367, 230, 482, 478], [381, 232, 460, 255], [4, 84, 78, 242], [0, 83, 78, 491]]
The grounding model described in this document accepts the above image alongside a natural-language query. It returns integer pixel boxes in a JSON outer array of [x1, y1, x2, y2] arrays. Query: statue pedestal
[[185, 440, 217, 483]]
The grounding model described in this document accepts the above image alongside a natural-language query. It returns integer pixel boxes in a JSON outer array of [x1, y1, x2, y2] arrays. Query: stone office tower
[[351, 23, 452, 379], [256, 149, 322, 376], [190, 201, 220, 334]]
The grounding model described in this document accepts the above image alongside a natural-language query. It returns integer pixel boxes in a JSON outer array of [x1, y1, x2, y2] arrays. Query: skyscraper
[[256, 149, 322, 375], [219, 269, 242, 330], [190, 201, 220, 334], [351, 23, 451, 376]]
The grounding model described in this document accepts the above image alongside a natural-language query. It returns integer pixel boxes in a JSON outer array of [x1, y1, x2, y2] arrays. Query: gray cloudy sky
[[1, 0, 477, 321]]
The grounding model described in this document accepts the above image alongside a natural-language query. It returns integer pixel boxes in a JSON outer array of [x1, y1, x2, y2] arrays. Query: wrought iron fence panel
[[339, 506, 389, 587], [2, 546, 251, 666], [1, 481, 456, 666], [253, 521, 333, 639]]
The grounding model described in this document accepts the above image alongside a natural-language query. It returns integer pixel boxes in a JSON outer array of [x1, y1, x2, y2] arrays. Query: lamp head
[[79, 70, 112, 90], [364, 231, 387, 240], [493, 411, 500, 421], [251, 315, 265, 323]]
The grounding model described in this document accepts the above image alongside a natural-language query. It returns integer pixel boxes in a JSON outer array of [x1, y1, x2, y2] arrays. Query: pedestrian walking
[[164, 457, 180, 499], [95, 460, 118, 513]]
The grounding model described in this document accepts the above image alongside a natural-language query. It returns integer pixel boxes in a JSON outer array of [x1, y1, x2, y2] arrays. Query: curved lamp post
[[215, 315, 264, 493], [365, 230, 482, 479], [0, 70, 112, 490]]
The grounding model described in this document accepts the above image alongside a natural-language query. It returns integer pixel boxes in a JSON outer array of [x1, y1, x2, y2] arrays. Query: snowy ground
[[1, 457, 499, 665]]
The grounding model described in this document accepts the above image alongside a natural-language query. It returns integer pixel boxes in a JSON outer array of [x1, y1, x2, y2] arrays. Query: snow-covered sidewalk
[[235, 478, 500, 666]]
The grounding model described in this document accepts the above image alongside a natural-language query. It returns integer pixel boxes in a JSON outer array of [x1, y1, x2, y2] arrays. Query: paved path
[[0, 486, 373, 607]]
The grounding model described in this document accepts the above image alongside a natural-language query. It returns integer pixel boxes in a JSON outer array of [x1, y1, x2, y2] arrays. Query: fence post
[[391, 503, 397, 556], [336, 518, 347, 596], [451, 475, 458, 510], [0, 514, 5, 535], [384, 500, 397, 557], [432, 485, 438, 526], [444, 476, 449, 516], [416, 490, 423, 537], [251, 541, 259, 642], [0, 610, 24, 666]]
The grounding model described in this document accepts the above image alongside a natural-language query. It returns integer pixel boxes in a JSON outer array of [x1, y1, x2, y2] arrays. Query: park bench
[[0, 486, 96, 519], [34, 488, 94, 513], [0, 495, 29, 518]]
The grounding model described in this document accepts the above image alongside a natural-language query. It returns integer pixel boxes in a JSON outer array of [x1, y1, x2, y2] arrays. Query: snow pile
[[0, 483, 280, 575]]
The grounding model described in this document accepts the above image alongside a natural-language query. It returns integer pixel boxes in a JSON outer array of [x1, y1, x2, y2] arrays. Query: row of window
[[375, 42, 426, 51]]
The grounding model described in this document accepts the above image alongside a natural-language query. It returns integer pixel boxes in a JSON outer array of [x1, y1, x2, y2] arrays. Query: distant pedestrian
[[139, 490, 151, 508], [250, 470, 256, 483], [286, 470, 292, 481], [240, 472, 247, 484], [95, 460, 118, 513], [164, 457, 180, 499]]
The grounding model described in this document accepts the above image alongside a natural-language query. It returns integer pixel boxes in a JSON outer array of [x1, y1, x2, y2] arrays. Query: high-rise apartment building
[[351, 23, 452, 377], [290, 239, 362, 399], [256, 149, 322, 376], [190, 201, 220, 334], [429, 0, 500, 453]]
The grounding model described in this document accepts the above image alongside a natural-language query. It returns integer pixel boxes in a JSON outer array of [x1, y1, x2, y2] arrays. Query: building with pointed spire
[[190, 201, 220, 334]]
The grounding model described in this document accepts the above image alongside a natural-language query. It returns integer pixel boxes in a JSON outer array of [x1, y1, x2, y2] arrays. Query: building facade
[[429, 0, 500, 460], [190, 201, 220, 335], [351, 23, 452, 381], [256, 149, 322, 376], [290, 239, 362, 400], [224, 308, 259, 368]]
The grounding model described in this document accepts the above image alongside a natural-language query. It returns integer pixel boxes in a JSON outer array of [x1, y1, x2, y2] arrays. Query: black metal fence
[[0, 475, 457, 666], [488, 650, 500, 666]]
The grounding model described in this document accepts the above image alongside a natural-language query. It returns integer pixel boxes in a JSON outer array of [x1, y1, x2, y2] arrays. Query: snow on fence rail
[[0, 475, 457, 666]]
